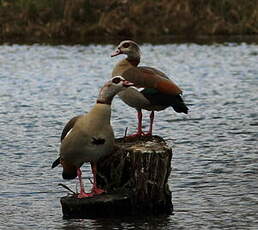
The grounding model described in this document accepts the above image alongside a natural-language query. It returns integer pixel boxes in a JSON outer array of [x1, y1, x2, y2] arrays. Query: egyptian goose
[[52, 76, 134, 198], [111, 40, 188, 136]]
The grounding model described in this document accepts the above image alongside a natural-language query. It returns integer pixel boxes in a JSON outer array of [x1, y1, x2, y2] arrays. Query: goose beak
[[111, 48, 121, 57], [122, 80, 134, 87]]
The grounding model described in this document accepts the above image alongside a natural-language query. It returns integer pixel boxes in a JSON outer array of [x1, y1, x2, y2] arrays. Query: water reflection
[[61, 215, 172, 230]]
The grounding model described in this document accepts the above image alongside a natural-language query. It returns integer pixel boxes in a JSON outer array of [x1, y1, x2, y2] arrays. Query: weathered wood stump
[[60, 135, 173, 219]]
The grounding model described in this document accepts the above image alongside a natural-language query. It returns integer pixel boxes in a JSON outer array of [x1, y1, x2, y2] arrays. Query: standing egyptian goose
[[111, 40, 188, 136], [52, 76, 134, 198]]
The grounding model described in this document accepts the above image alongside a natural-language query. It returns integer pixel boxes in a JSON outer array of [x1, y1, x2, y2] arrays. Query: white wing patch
[[131, 86, 145, 92], [64, 129, 72, 139]]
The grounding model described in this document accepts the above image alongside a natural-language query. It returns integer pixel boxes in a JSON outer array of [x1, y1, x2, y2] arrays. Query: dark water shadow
[[60, 214, 174, 230]]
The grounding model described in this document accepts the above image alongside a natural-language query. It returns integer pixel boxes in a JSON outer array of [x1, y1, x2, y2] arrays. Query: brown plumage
[[111, 40, 188, 136], [52, 76, 134, 198]]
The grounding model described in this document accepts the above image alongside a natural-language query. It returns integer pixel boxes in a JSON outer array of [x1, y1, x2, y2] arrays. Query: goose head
[[97, 76, 134, 104], [111, 40, 141, 59]]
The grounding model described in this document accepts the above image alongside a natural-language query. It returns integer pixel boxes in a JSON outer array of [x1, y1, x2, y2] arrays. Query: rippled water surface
[[0, 43, 258, 229]]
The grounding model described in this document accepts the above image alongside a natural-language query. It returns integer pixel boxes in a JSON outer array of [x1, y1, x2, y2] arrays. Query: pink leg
[[77, 168, 93, 198], [146, 111, 154, 136], [127, 110, 145, 137], [90, 162, 106, 195]]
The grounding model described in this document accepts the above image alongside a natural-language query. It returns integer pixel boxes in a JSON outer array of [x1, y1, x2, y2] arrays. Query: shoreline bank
[[1, 0, 258, 44]]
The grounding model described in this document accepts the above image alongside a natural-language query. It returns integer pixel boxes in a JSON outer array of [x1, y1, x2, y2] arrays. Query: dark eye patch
[[112, 77, 121, 84], [122, 42, 130, 48]]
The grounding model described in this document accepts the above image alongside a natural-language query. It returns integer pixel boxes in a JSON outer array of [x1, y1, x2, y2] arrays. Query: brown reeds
[[0, 0, 257, 42]]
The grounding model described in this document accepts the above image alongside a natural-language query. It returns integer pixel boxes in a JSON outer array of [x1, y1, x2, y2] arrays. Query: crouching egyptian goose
[[111, 40, 188, 137], [52, 76, 134, 198]]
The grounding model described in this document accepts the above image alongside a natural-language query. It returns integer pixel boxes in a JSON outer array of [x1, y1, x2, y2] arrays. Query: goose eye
[[112, 77, 121, 84], [122, 42, 130, 48]]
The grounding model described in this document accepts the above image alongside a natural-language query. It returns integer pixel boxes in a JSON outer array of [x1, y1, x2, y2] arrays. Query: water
[[0, 42, 258, 229]]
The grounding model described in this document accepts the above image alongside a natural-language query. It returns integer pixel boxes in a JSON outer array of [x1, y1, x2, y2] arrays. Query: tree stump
[[60, 135, 173, 219]]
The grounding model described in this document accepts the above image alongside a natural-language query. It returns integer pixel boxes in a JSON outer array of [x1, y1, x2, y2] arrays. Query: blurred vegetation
[[0, 0, 258, 43]]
